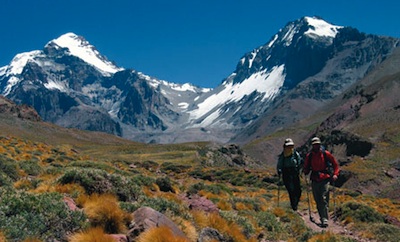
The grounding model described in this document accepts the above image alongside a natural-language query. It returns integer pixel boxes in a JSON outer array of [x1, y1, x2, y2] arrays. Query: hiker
[[276, 138, 303, 211], [304, 137, 340, 228]]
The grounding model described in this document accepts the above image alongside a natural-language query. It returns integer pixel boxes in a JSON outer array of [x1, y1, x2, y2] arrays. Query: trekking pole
[[332, 180, 337, 221], [304, 174, 315, 222], [277, 175, 281, 207]]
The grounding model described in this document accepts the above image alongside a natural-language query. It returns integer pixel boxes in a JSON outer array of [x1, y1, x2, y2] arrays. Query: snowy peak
[[47, 32, 123, 75], [277, 16, 343, 47], [303, 16, 343, 39]]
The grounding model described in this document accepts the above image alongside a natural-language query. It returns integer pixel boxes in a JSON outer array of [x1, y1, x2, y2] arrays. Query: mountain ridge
[[0, 16, 399, 144]]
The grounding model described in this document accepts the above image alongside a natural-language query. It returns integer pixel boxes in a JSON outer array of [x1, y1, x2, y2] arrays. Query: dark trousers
[[312, 179, 330, 223], [282, 167, 302, 210]]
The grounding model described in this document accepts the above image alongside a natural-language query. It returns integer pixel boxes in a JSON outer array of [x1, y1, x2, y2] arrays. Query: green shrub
[[187, 182, 206, 195], [0, 189, 87, 241], [19, 160, 42, 176], [160, 162, 191, 173], [155, 176, 175, 193], [58, 168, 143, 201], [140, 196, 184, 217], [337, 202, 385, 223], [109, 174, 143, 201], [0, 154, 19, 181], [220, 210, 255, 238], [0, 171, 13, 187], [204, 183, 232, 195], [366, 223, 400, 242], [255, 210, 286, 240], [139, 160, 159, 170]]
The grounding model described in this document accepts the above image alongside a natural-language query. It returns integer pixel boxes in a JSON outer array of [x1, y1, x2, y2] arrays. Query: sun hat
[[284, 138, 295, 147], [311, 137, 321, 145]]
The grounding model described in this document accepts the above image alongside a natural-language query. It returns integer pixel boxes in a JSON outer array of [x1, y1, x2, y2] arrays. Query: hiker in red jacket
[[304, 137, 340, 228]]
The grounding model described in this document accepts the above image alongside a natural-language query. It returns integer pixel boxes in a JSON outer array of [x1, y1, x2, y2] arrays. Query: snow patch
[[268, 34, 278, 48], [248, 50, 258, 68], [51, 33, 123, 75], [282, 24, 297, 46], [188, 65, 286, 121], [44, 78, 69, 92], [178, 102, 189, 109], [305, 17, 343, 38], [7, 51, 42, 75], [3, 76, 20, 96]]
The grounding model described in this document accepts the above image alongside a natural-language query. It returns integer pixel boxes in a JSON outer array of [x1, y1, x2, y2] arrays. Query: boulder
[[127, 206, 188, 241]]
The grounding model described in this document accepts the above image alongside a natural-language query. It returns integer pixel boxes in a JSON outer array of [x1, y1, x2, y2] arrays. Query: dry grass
[[82, 194, 130, 234], [137, 226, 190, 242], [68, 227, 116, 242]]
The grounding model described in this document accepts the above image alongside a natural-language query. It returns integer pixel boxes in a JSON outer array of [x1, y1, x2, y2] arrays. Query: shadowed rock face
[[0, 96, 41, 121]]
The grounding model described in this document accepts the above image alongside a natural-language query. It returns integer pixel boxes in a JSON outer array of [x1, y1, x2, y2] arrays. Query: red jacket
[[304, 149, 339, 182]]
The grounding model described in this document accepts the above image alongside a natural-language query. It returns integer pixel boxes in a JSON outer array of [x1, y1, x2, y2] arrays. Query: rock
[[198, 227, 226, 242], [385, 215, 400, 228], [127, 207, 188, 241], [181, 194, 218, 213], [63, 196, 79, 211]]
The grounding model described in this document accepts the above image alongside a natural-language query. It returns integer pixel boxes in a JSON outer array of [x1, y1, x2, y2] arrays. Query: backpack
[[307, 148, 334, 177]]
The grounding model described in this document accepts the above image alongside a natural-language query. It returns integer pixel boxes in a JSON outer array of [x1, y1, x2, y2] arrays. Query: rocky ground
[[298, 209, 372, 242]]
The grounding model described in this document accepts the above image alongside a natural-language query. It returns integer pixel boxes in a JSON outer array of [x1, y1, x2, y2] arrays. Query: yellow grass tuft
[[137, 226, 190, 242], [0, 231, 6, 242], [22, 238, 42, 242], [14, 179, 33, 190], [83, 193, 128, 234], [68, 227, 116, 242], [217, 199, 232, 210], [54, 183, 85, 195], [272, 207, 286, 217], [191, 211, 250, 241]]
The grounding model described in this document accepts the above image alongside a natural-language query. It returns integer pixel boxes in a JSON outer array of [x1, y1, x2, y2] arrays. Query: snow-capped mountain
[[0, 17, 399, 144]]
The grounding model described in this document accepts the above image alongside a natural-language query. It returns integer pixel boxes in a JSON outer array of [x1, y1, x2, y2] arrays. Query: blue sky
[[1, 0, 399, 88]]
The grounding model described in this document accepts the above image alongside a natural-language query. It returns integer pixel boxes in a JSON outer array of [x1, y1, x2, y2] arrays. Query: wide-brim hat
[[311, 137, 321, 145], [284, 138, 294, 146]]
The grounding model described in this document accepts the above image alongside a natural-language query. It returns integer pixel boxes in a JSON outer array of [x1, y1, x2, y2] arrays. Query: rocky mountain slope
[[0, 17, 399, 145], [243, 45, 400, 200]]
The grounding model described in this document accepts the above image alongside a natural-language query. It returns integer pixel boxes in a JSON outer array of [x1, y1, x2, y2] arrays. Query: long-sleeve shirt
[[277, 151, 302, 175], [304, 149, 339, 182]]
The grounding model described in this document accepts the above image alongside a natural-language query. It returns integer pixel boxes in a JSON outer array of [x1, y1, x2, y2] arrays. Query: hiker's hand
[[332, 175, 338, 181]]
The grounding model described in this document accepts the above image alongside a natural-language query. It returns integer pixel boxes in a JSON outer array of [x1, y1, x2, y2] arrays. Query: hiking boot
[[320, 219, 328, 228]]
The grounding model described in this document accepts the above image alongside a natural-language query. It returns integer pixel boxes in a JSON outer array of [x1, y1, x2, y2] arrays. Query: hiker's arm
[[327, 152, 340, 179]]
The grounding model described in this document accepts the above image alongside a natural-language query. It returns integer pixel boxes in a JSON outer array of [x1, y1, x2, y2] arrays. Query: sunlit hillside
[[0, 106, 399, 241]]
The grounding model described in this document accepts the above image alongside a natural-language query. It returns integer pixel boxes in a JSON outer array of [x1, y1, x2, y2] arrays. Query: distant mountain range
[[1, 16, 399, 144]]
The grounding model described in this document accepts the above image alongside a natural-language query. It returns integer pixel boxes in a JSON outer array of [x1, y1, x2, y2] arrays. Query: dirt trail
[[297, 209, 372, 242]]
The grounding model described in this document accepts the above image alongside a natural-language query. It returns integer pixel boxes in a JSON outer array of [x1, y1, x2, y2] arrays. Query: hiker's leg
[[283, 172, 297, 210], [292, 174, 301, 210], [312, 180, 327, 222], [321, 180, 330, 222]]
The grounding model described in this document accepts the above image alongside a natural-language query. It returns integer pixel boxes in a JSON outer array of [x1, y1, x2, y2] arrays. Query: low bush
[[337, 201, 385, 223], [19, 159, 42, 176], [0, 154, 19, 181], [156, 176, 175, 193], [0, 188, 87, 241], [58, 168, 143, 201], [160, 162, 191, 173]]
